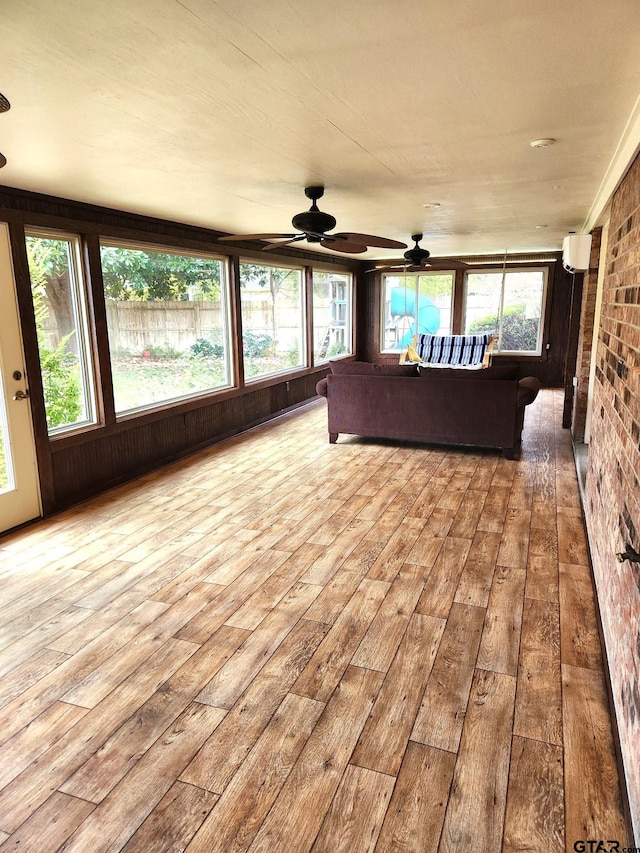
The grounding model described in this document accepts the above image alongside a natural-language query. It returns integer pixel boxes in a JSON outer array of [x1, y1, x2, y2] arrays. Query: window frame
[[311, 267, 354, 365], [462, 265, 550, 357], [239, 258, 307, 384], [379, 270, 455, 354], [98, 238, 234, 417], [24, 227, 98, 436]]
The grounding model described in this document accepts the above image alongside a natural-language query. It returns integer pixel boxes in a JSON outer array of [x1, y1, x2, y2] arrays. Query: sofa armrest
[[316, 378, 328, 397], [517, 376, 541, 406]]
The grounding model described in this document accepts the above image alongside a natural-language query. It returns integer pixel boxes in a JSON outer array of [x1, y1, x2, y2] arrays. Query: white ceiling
[[2, 0, 640, 259]]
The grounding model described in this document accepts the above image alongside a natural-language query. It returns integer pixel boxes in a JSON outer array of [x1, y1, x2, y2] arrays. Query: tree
[[25, 236, 76, 350], [100, 247, 222, 301], [240, 262, 297, 303], [239, 263, 299, 350], [27, 242, 82, 429], [388, 273, 453, 298]]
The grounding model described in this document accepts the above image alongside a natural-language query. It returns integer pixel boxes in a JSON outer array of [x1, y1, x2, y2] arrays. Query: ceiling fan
[[367, 233, 469, 272], [218, 186, 408, 255]]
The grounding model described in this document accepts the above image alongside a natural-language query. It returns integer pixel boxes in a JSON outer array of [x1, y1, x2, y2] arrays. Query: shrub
[[243, 331, 274, 358], [114, 346, 134, 358], [287, 340, 300, 366], [142, 342, 181, 359], [469, 303, 538, 351], [39, 333, 82, 428], [30, 281, 82, 429], [190, 338, 224, 359], [327, 341, 347, 357]]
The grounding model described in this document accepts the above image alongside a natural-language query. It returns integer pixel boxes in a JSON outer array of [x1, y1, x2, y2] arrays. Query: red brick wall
[[584, 151, 640, 839], [572, 227, 602, 440]]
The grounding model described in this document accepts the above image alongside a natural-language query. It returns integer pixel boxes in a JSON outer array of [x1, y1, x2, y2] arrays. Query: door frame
[[0, 222, 42, 532], [5, 221, 59, 519]]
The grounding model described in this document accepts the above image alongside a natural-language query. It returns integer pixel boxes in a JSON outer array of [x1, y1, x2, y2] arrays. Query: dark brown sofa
[[315, 361, 540, 459]]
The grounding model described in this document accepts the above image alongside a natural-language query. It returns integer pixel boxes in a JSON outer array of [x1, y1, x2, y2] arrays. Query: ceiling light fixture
[[423, 202, 441, 209], [530, 138, 556, 148]]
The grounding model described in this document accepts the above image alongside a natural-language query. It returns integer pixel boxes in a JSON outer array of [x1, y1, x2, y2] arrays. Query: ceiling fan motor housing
[[404, 246, 430, 265], [403, 234, 430, 265], [221, 185, 403, 252], [291, 208, 337, 236]]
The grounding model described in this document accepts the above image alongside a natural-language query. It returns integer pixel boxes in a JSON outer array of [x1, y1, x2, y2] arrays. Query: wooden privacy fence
[[104, 300, 225, 353], [42, 299, 331, 355], [103, 300, 310, 354]]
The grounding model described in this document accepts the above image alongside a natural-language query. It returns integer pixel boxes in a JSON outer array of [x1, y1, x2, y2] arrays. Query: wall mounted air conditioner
[[562, 233, 592, 273]]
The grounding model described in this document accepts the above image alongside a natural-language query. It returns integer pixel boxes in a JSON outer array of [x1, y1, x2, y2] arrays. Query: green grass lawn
[[112, 357, 229, 411], [111, 354, 301, 412]]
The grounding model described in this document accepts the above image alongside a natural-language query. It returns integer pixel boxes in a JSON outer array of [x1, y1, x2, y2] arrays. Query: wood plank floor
[[0, 389, 630, 852]]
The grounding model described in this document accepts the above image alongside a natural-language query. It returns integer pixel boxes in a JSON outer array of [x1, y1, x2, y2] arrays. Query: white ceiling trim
[[583, 94, 640, 233]]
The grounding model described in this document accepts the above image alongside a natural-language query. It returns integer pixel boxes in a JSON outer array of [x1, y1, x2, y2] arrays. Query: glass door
[[0, 222, 41, 533]]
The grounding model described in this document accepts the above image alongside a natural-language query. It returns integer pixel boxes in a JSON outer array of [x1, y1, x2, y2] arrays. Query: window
[[25, 230, 96, 434], [239, 262, 305, 380], [0, 376, 10, 492], [463, 268, 547, 354], [312, 270, 353, 362], [381, 272, 454, 352], [100, 242, 231, 414]]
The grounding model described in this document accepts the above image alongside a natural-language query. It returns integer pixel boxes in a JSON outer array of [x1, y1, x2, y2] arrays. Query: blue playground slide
[[390, 286, 440, 348]]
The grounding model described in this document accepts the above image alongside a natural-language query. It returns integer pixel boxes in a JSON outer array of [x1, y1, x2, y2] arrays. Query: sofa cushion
[[329, 360, 418, 377], [418, 363, 519, 381]]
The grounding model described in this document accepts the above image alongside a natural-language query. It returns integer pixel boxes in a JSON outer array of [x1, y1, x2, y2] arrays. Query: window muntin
[[100, 242, 232, 414], [239, 262, 305, 381], [25, 230, 97, 434], [381, 272, 454, 353], [463, 268, 547, 354], [312, 270, 353, 363]]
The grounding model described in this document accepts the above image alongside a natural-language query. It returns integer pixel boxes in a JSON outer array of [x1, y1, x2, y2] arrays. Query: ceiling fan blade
[[320, 238, 368, 254], [365, 264, 406, 273], [262, 235, 307, 251], [366, 264, 429, 274], [333, 233, 407, 249], [218, 233, 297, 242], [367, 259, 404, 268], [426, 259, 469, 269]]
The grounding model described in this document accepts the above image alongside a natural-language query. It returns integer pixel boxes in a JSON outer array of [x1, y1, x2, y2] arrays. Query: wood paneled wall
[[49, 371, 325, 508], [0, 186, 346, 513], [1, 184, 577, 516], [357, 255, 576, 387]]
